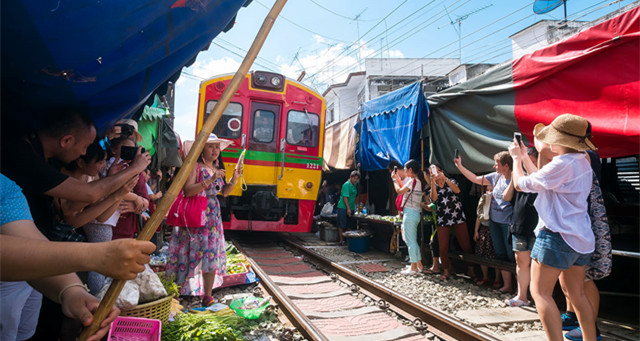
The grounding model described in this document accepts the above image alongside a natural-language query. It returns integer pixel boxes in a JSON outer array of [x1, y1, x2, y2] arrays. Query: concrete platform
[[456, 306, 539, 326]]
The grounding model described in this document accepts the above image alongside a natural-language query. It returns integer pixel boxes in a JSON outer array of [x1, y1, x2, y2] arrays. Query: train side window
[[252, 110, 275, 143], [286, 110, 319, 147], [205, 100, 243, 139]]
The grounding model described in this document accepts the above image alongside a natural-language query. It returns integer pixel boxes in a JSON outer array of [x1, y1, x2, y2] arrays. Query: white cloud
[[388, 50, 404, 58], [189, 57, 241, 79], [276, 37, 378, 91]]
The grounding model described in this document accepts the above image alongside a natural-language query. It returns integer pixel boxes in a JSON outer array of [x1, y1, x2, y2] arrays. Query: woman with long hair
[[166, 134, 242, 306], [392, 159, 426, 275], [428, 164, 476, 281]]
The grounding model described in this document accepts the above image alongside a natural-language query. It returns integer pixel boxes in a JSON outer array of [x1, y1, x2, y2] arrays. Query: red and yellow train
[[195, 71, 325, 232]]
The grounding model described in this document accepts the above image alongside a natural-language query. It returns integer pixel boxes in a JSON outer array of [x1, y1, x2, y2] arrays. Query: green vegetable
[[157, 272, 181, 298], [162, 308, 276, 341]]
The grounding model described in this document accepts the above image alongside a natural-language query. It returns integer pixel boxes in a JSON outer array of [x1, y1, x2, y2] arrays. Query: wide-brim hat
[[116, 118, 143, 142], [205, 133, 233, 151], [534, 114, 597, 151]]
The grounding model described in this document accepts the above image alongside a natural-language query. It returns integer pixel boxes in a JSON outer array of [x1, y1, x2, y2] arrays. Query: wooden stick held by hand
[[78, 0, 289, 339]]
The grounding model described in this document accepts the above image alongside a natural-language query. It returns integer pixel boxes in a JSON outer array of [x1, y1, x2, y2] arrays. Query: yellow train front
[[196, 71, 325, 232]]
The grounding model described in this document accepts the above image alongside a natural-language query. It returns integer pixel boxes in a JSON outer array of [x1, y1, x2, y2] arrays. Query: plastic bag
[[320, 202, 334, 217]]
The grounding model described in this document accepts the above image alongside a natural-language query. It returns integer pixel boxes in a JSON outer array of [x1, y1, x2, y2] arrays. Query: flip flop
[[439, 274, 450, 281], [476, 279, 489, 286], [423, 269, 441, 275]]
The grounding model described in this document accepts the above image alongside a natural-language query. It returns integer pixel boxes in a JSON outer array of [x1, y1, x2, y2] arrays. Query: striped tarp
[[323, 114, 358, 171]]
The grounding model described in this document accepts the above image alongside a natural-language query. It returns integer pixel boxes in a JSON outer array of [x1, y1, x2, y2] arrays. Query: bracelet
[[201, 180, 208, 188], [58, 283, 89, 303]]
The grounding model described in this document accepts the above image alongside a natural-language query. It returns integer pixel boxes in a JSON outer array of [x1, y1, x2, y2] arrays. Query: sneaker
[[561, 312, 580, 331], [400, 267, 418, 275], [505, 297, 531, 307], [564, 326, 602, 341], [202, 295, 215, 307]]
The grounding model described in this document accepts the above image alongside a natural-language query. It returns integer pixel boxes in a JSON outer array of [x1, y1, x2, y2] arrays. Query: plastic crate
[[220, 263, 249, 288], [107, 316, 161, 341]]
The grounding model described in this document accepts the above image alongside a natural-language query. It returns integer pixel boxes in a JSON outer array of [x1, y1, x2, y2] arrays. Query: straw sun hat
[[205, 133, 233, 150], [533, 113, 597, 151]]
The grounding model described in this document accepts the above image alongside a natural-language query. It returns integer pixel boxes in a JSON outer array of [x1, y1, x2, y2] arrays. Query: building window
[[327, 104, 335, 125]]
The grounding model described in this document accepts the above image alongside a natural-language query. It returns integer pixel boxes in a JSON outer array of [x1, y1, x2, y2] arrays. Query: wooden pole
[[79, 0, 288, 339]]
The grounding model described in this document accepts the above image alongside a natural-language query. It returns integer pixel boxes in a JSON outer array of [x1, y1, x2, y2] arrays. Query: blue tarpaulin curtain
[[357, 81, 429, 171], [1, 0, 248, 133]]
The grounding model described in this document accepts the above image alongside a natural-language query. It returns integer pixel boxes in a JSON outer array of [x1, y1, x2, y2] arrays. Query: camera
[[115, 123, 135, 138], [120, 146, 145, 161]]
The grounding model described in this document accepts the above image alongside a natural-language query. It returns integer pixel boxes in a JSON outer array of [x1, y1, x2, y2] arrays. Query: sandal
[[492, 281, 502, 289], [505, 297, 530, 307], [439, 274, 450, 281], [423, 269, 441, 275], [494, 287, 513, 294], [476, 279, 489, 286], [202, 295, 215, 307]]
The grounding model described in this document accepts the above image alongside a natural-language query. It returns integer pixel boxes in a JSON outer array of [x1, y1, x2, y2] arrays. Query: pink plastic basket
[[107, 316, 161, 341]]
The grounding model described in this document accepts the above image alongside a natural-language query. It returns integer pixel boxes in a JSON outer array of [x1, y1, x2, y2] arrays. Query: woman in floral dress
[[166, 134, 241, 306]]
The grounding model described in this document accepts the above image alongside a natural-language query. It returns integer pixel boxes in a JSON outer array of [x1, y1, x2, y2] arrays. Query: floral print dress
[[166, 164, 227, 296]]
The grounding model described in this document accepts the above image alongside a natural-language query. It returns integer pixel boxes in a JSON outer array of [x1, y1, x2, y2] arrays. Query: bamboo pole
[[79, 0, 288, 338]]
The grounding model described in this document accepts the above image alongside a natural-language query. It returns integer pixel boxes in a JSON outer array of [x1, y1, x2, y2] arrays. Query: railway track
[[230, 234, 498, 341]]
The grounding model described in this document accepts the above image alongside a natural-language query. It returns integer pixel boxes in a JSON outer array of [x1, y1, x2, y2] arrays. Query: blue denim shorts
[[512, 234, 536, 252], [531, 229, 592, 270]]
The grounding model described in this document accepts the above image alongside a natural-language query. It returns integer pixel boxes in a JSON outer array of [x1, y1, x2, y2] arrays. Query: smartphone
[[120, 146, 145, 161], [454, 148, 459, 159], [430, 164, 438, 176], [514, 132, 522, 145]]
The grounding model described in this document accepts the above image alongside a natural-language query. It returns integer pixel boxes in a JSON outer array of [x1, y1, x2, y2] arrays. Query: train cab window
[[286, 110, 319, 147], [205, 100, 243, 139], [252, 110, 275, 143]]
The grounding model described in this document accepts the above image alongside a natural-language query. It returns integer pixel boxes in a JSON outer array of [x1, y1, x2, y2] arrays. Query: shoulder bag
[[167, 164, 208, 228], [476, 176, 491, 222], [586, 175, 612, 280]]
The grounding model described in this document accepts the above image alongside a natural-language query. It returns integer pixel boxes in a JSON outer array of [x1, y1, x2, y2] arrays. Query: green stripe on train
[[222, 148, 322, 166]]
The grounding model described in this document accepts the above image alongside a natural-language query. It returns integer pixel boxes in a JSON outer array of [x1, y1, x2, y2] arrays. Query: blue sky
[[173, 0, 634, 140]]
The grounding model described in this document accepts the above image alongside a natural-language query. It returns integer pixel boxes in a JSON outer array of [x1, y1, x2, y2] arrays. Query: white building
[[322, 58, 459, 127]]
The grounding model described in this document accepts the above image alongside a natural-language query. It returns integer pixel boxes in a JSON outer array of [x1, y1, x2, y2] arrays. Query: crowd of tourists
[[333, 114, 610, 341]]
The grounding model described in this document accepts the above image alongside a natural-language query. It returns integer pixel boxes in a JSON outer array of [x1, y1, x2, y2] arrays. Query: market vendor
[[337, 170, 360, 245]]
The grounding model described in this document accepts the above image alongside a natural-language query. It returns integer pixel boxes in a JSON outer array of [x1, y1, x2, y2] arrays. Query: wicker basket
[[120, 294, 174, 324]]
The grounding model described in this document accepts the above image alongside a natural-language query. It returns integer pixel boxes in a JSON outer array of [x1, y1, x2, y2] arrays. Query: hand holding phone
[[514, 132, 522, 145], [454, 149, 459, 159], [430, 164, 438, 176]]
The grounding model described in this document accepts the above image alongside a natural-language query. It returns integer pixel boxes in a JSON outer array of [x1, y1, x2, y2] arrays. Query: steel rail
[[283, 239, 499, 341], [231, 239, 329, 341]]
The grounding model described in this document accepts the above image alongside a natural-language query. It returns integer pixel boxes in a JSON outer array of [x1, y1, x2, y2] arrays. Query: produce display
[[353, 213, 402, 223], [162, 311, 248, 341]]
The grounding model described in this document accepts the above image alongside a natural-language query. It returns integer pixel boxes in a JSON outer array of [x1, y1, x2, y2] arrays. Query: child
[[473, 184, 499, 287]]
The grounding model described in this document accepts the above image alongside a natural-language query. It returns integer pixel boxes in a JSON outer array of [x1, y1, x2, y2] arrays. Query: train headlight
[[256, 74, 267, 84], [270, 76, 281, 87], [306, 182, 313, 189]]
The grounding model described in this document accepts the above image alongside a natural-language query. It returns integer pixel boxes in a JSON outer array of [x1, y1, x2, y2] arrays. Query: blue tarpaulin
[[357, 81, 428, 171], [1, 0, 249, 133]]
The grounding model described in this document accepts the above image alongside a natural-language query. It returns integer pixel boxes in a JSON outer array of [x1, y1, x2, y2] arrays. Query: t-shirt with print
[[0, 174, 34, 225], [428, 179, 466, 227], [0, 134, 68, 235], [485, 172, 513, 225], [337, 180, 357, 210]]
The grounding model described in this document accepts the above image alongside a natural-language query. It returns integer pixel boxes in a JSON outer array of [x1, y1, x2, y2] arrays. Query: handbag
[[167, 164, 208, 228], [48, 199, 86, 242], [476, 176, 491, 222], [586, 175, 612, 280]]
